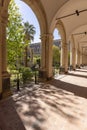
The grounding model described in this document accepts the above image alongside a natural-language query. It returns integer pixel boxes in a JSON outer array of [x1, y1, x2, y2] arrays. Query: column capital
[[40, 33, 53, 39], [61, 43, 68, 49]]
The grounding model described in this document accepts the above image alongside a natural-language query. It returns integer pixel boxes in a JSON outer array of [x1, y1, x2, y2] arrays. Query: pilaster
[[1, 20, 7, 72], [0, 14, 11, 99]]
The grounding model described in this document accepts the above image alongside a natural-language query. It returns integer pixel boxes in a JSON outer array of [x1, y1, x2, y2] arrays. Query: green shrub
[[21, 67, 33, 84]]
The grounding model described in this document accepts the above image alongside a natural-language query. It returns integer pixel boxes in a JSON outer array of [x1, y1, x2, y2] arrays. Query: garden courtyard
[[0, 67, 87, 130]]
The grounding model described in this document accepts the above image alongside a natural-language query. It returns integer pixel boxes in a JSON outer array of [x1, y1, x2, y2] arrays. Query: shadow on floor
[[49, 79, 87, 98], [11, 80, 87, 130], [1, 71, 87, 130], [66, 72, 87, 78], [75, 69, 87, 73], [0, 97, 26, 130]]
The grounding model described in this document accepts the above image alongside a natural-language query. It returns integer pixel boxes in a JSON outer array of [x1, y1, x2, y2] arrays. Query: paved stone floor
[[0, 67, 87, 130]]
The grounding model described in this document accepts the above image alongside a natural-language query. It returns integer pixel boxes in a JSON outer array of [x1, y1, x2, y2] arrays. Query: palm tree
[[23, 21, 36, 67]]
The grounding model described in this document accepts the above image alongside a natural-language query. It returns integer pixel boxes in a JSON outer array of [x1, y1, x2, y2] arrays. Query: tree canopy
[[24, 21, 36, 43], [6, 0, 36, 69], [7, 0, 25, 69]]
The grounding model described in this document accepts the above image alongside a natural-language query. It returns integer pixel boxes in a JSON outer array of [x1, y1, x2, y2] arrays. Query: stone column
[[60, 42, 68, 73], [2, 21, 7, 72], [81, 47, 83, 66], [65, 43, 68, 72], [40, 33, 53, 80], [80, 49, 82, 66], [0, 15, 11, 98], [70, 43, 72, 66], [46, 34, 53, 78], [70, 46, 76, 70], [73, 47, 76, 69], [83, 54, 87, 65], [70, 36, 76, 70], [82, 48, 83, 65], [77, 49, 80, 68], [60, 42, 65, 68], [40, 35, 46, 70]]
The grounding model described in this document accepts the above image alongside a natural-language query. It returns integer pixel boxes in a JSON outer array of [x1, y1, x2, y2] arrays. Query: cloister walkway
[[0, 67, 87, 130]]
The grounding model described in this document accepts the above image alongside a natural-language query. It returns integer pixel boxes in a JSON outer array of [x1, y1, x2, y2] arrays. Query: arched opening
[[6, 0, 43, 88], [50, 18, 68, 79], [14, 0, 41, 69], [0, 0, 48, 98], [56, 20, 68, 73]]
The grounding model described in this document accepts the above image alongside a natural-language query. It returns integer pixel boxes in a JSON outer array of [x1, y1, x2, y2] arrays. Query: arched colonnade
[[0, 0, 87, 98]]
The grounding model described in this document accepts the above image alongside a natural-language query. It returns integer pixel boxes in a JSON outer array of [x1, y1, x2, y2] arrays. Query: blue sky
[[14, 0, 60, 43]]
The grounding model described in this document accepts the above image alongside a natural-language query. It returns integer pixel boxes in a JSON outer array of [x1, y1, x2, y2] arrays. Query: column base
[[0, 91, 12, 100], [69, 65, 73, 71], [2, 71, 12, 99], [2, 90, 12, 99], [69, 65, 76, 71], [47, 77, 53, 81], [76, 65, 81, 69], [64, 71, 68, 74], [59, 67, 65, 74], [38, 69, 47, 82], [38, 69, 53, 82]]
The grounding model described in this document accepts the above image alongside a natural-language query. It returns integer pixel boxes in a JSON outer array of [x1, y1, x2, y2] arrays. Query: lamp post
[[16, 73, 19, 91], [15, 62, 20, 91], [34, 64, 39, 84]]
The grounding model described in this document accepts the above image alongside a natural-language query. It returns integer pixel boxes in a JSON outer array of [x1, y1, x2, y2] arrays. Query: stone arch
[[1, 0, 47, 35], [55, 20, 66, 44], [0, 0, 48, 98], [50, 20, 68, 73]]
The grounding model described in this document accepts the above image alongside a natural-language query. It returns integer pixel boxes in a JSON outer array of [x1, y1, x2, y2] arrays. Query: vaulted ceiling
[[40, 0, 87, 55]]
